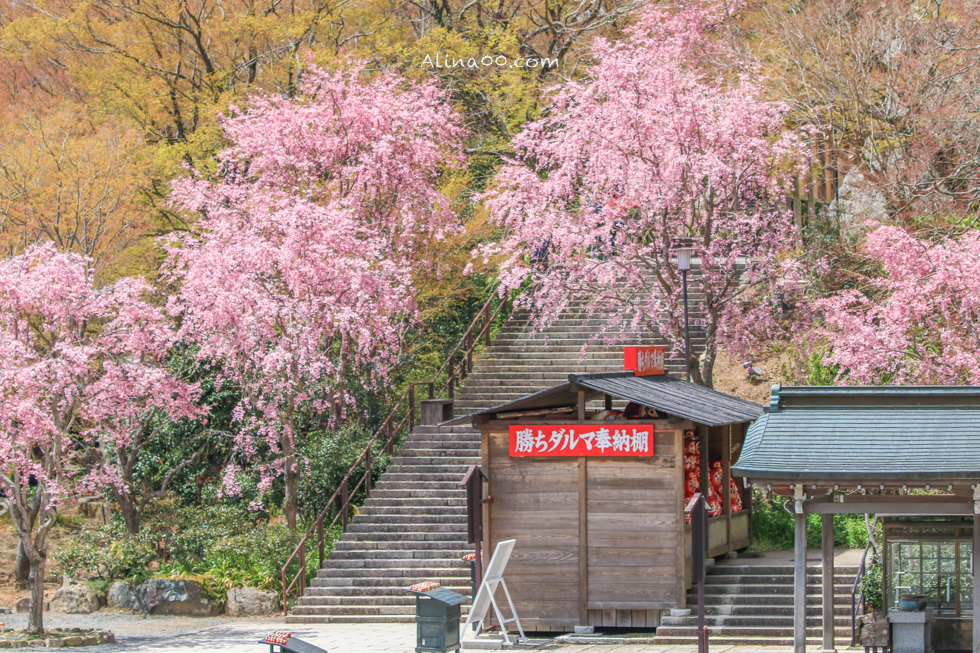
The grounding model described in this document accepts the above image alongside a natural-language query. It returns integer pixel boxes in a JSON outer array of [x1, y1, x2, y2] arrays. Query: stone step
[[661, 615, 855, 628], [285, 614, 418, 624], [366, 489, 464, 499], [691, 583, 854, 596], [654, 626, 852, 638], [398, 444, 481, 454], [324, 558, 468, 569], [710, 565, 860, 575], [381, 473, 468, 483], [705, 573, 857, 585], [651, 637, 831, 646], [695, 604, 852, 617], [372, 473, 463, 491], [361, 497, 467, 508], [347, 514, 466, 525], [304, 585, 472, 598], [312, 572, 469, 586], [357, 507, 467, 518], [383, 464, 474, 475], [330, 549, 470, 561], [346, 523, 466, 534], [392, 456, 480, 466], [332, 539, 471, 551], [700, 593, 850, 607]]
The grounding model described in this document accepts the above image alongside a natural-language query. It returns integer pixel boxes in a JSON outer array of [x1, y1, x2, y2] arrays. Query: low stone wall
[[0, 628, 115, 648]]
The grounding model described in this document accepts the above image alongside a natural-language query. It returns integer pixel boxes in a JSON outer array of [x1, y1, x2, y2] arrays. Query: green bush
[[297, 424, 391, 521], [51, 523, 155, 583], [55, 495, 328, 595], [863, 555, 883, 609], [750, 490, 874, 551]]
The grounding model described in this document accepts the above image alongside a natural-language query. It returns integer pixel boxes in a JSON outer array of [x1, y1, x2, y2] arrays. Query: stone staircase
[[652, 559, 860, 645], [288, 300, 696, 623]]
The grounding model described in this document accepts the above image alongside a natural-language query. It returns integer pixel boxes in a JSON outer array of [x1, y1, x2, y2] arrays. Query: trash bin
[[407, 581, 468, 653]]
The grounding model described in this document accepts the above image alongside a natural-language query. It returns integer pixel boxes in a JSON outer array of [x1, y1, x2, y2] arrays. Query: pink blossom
[[818, 226, 980, 384], [163, 62, 465, 526], [478, 3, 809, 387]]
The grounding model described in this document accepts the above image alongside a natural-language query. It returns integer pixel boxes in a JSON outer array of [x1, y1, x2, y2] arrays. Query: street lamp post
[[674, 245, 693, 382]]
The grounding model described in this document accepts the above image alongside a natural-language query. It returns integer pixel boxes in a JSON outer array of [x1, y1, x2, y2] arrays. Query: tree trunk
[[14, 540, 30, 589], [26, 549, 46, 635], [116, 491, 140, 535], [283, 454, 299, 531]]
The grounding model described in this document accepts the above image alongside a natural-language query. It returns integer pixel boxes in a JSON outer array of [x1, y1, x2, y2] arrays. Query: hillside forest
[[1, 0, 979, 634]]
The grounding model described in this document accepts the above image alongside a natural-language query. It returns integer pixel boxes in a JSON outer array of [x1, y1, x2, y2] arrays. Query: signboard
[[509, 425, 654, 457], [624, 345, 665, 376]]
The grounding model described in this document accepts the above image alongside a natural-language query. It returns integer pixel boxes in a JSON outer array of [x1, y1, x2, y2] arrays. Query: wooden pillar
[[822, 513, 836, 653], [973, 506, 980, 653], [579, 457, 589, 626], [698, 427, 709, 505], [794, 486, 807, 653], [578, 390, 586, 421], [723, 425, 732, 550]]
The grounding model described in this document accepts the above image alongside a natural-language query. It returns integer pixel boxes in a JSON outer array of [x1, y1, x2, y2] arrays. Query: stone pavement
[[1, 613, 865, 653]]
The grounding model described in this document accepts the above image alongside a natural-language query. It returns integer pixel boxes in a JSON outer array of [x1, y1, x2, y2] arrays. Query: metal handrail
[[280, 286, 510, 614], [850, 516, 879, 646]]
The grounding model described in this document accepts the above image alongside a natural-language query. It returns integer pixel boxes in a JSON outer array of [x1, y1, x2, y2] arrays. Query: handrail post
[[365, 447, 372, 499], [341, 479, 349, 530], [466, 330, 473, 373], [318, 518, 325, 567], [299, 543, 306, 596], [427, 382, 434, 400], [386, 418, 394, 455], [484, 302, 491, 347], [409, 384, 416, 429], [448, 357, 455, 399]]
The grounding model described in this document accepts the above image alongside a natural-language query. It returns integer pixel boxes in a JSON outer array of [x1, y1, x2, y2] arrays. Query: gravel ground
[[1, 613, 287, 651]]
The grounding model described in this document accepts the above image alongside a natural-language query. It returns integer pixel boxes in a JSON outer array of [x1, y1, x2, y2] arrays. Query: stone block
[[225, 587, 278, 617], [131, 579, 221, 616], [107, 583, 133, 610], [50, 587, 100, 615]]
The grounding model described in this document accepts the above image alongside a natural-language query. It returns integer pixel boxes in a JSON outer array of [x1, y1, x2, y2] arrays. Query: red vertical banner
[[509, 424, 654, 457], [624, 346, 665, 376]]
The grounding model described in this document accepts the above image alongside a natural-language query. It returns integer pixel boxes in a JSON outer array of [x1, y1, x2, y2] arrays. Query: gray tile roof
[[443, 372, 763, 427], [733, 385, 980, 483]]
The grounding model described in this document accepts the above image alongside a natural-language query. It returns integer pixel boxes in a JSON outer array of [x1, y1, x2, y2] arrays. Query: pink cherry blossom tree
[[0, 243, 199, 634], [818, 225, 980, 384], [164, 63, 464, 529], [477, 3, 809, 387]]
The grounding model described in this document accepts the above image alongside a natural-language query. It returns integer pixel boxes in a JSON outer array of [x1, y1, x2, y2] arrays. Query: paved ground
[[1, 613, 863, 653]]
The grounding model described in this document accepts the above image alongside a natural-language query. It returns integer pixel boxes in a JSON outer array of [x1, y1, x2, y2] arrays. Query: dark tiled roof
[[443, 372, 763, 427], [733, 385, 980, 482]]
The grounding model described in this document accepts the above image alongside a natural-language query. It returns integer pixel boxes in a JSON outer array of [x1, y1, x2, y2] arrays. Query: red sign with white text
[[624, 346, 665, 376], [509, 425, 654, 457]]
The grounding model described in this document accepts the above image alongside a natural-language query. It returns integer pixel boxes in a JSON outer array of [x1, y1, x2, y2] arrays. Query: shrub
[[51, 523, 155, 583], [297, 424, 391, 521], [750, 490, 876, 551], [863, 555, 883, 609]]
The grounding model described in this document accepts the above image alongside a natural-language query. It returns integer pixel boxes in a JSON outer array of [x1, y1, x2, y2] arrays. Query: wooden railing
[[280, 287, 511, 614]]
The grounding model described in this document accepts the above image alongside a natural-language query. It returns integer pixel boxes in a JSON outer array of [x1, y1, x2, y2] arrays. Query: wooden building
[[446, 371, 764, 632], [733, 385, 980, 653]]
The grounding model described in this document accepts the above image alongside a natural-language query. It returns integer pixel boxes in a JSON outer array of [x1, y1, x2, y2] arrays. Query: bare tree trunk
[[116, 491, 140, 536], [26, 548, 46, 634], [14, 540, 30, 589], [283, 453, 299, 531]]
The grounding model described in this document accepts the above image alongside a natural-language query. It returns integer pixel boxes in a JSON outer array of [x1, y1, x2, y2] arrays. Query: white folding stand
[[462, 539, 526, 648]]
